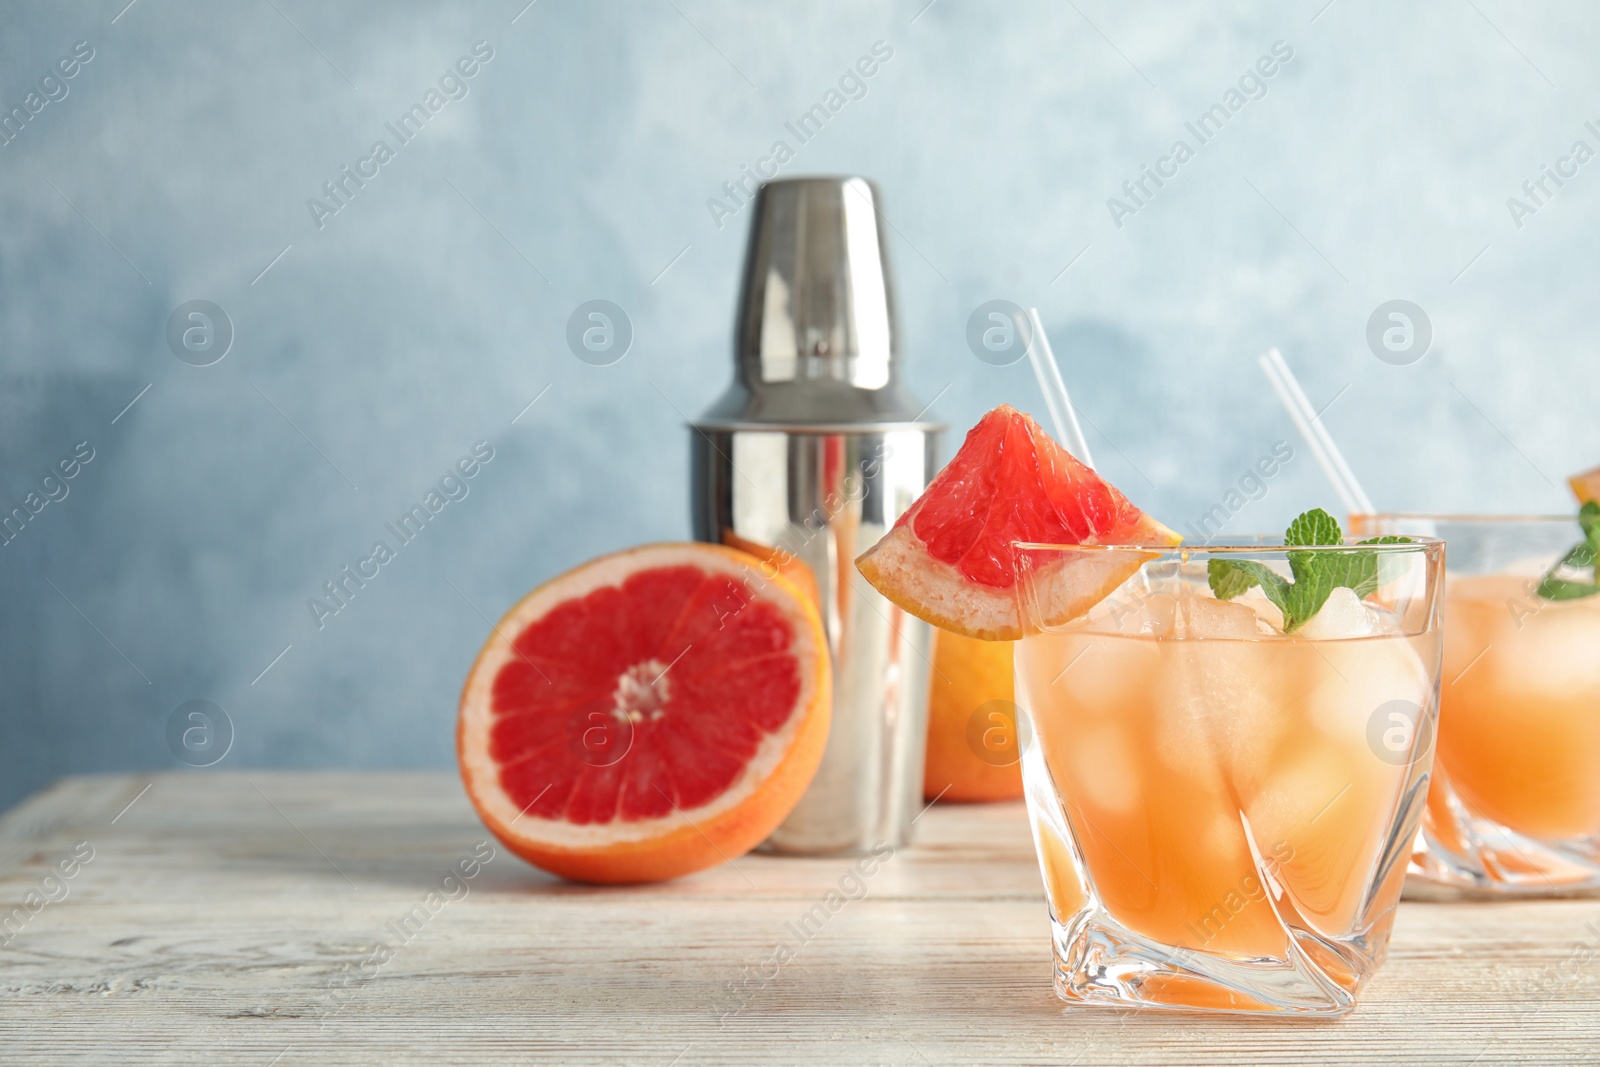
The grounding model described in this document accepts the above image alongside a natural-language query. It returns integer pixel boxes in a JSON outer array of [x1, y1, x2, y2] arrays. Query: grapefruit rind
[[1011, 543, 1168, 638], [859, 528, 1161, 640], [857, 527, 1021, 641], [457, 542, 831, 884]]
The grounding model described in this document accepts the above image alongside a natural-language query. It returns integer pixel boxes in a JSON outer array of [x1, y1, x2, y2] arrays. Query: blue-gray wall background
[[4, 0, 1597, 811]]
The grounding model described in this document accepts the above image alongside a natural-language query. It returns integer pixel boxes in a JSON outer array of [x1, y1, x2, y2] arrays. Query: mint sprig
[[1206, 508, 1412, 632], [1536, 501, 1600, 601]]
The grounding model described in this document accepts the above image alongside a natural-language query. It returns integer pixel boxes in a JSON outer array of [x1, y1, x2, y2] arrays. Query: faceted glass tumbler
[[1352, 515, 1600, 897], [1012, 540, 1444, 1015]]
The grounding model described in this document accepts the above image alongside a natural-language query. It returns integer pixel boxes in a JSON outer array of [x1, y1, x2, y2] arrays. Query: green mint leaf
[[1278, 509, 1341, 630], [1210, 558, 1290, 602], [1289, 548, 1377, 626], [1207, 558, 1260, 600], [1582, 502, 1600, 578], [1209, 558, 1294, 621], [1581, 500, 1600, 537], [1537, 503, 1600, 600], [1559, 542, 1597, 569], [1281, 551, 1323, 630], [1357, 534, 1414, 590], [1279, 584, 1321, 631], [1210, 511, 1412, 631], [1535, 574, 1600, 601], [1285, 508, 1342, 548]]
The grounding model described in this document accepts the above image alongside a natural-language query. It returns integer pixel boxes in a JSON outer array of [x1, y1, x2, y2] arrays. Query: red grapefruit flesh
[[856, 405, 1179, 640], [458, 543, 830, 884]]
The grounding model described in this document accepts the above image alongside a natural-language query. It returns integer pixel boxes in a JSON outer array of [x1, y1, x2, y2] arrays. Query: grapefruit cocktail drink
[[1012, 530, 1443, 1015], [1352, 513, 1600, 894], [854, 408, 1443, 1014]]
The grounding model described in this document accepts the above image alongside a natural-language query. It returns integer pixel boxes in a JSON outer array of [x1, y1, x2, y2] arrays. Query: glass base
[[1409, 787, 1600, 898], [1049, 910, 1376, 1017]]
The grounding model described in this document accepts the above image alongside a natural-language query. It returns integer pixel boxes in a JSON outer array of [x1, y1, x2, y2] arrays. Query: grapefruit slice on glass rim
[[1570, 463, 1600, 505], [458, 543, 830, 884], [856, 404, 1180, 640]]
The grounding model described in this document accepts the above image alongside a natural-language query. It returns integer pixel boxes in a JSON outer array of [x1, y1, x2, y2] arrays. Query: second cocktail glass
[[1352, 514, 1600, 895], [1012, 538, 1444, 1015]]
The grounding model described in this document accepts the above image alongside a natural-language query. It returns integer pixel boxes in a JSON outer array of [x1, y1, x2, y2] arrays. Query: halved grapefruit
[[857, 405, 1179, 640], [458, 543, 830, 884]]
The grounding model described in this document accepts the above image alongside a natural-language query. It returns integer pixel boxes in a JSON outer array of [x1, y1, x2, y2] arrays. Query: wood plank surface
[[1, 772, 1597, 1065]]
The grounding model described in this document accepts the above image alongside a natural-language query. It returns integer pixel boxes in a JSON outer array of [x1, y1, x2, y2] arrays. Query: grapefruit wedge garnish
[[457, 543, 830, 884], [856, 405, 1179, 640], [1570, 463, 1600, 505]]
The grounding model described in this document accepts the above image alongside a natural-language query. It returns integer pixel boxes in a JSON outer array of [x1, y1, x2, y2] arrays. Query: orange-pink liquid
[[1435, 575, 1600, 841], [1018, 617, 1437, 1004]]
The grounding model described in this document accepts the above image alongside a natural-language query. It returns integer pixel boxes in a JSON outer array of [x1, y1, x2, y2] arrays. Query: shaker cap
[[696, 177, 939, 432]]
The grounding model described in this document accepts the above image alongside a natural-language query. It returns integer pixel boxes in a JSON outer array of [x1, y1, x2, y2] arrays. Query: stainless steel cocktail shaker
[[690, 177, 942, 854]]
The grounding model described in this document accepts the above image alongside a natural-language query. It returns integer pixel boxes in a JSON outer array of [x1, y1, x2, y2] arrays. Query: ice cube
[[1082, 590, 1176, 636], [1176, 595, 1276, 640], [1244, 741, 1403, 937], [1364, 602, 1407, 636], [1297, 587, 1378, 641], [1150, 645, 1221, 779], [1153, 641, 1287, 796], [1234, 587, 1286, 632], [1060, 724, 1141, 816], [1020, 631, 1146, 718], [1303, 632, 1431, 751], [1492, 600, 1600, 696], [1246, 745, 1354, 842]]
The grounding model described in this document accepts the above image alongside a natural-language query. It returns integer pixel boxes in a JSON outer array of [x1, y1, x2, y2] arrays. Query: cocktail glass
[[1350, 514, 1600, 895], [1012, 538, 1444, 1015]]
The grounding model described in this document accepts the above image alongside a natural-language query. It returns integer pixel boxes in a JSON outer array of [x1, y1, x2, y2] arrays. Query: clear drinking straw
[[1258, 347, 1375, 515], [1025, 308, 1096, 470]]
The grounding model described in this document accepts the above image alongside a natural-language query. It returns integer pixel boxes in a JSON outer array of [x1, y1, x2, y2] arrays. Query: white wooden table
[[1, 773, 1597, 1065]]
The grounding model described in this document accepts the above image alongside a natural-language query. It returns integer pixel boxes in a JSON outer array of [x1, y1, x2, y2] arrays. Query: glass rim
[[1351, 512, 1576, 525], [1013, 537, 1444, 555]]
